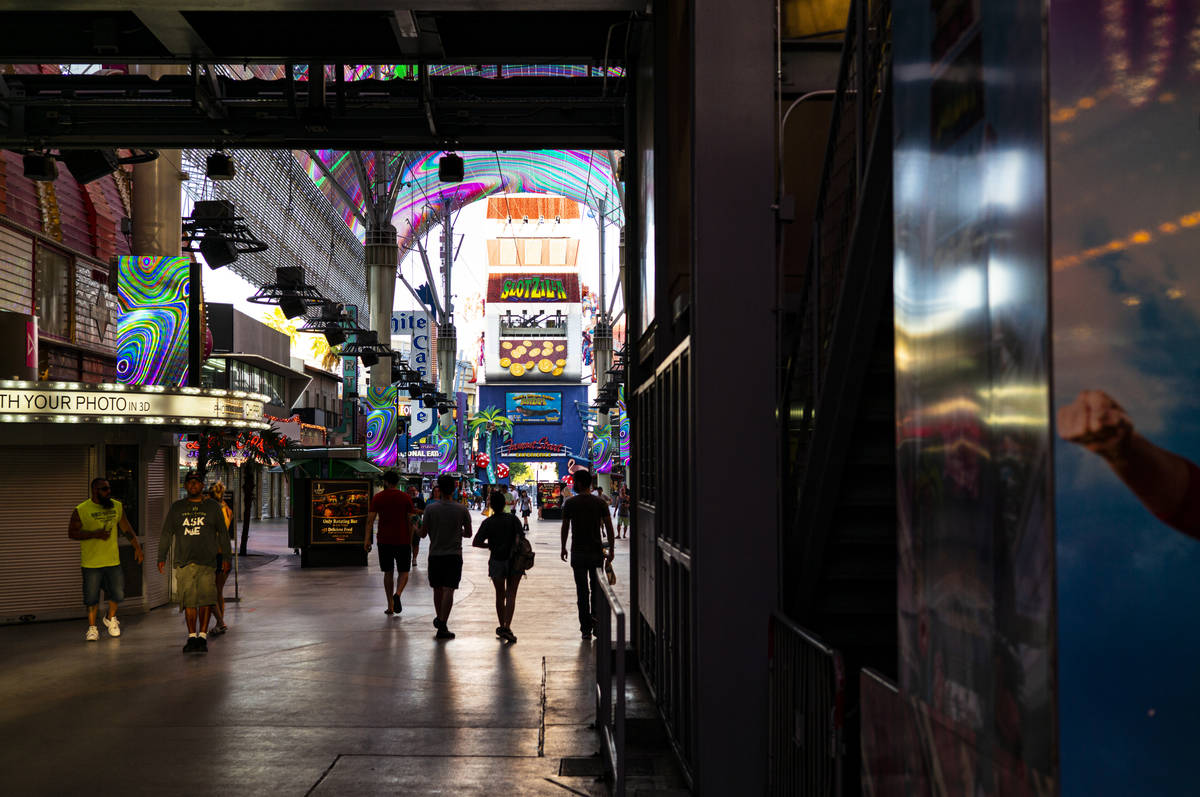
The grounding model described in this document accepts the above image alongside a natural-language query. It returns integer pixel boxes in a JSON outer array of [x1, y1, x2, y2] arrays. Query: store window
[[35, 244, 72, 340], [200, 359, 228, 389]]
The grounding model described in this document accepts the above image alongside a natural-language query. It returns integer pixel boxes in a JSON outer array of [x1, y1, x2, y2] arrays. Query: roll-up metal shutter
[[0, 224, 34, 316], [0, 446, 91, 623], [142, 446, 171, 608]]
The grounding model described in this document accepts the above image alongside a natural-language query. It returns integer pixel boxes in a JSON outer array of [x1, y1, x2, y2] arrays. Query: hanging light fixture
[[298, 301, 367, 347], [182, 199, 268, 269], [338, 330, 394, 366], [247, 266, 327, 320]]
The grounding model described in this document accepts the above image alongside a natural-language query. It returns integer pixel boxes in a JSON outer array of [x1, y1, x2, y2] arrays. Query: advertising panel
[[873, 0, 1055, 792], [309, 479, 370, 545], [487, 273, 581, 303], [0, 381, 267, 427], [116, 256, 190, 387], [391, 310, 433, 382], [1050, 4, 1200, 793], [365, 384, 398, 467], [497, 338, 570, 380], [505, 391, 563, 424]]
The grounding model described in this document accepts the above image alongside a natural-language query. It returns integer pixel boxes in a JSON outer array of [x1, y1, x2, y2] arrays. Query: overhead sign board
[[0, 381, 269, 428], [487, 273, 581, 303]]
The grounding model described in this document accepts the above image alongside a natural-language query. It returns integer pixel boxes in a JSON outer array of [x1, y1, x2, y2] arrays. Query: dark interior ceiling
[[0, 2, 638, 150], [0, 9, 636, 64]]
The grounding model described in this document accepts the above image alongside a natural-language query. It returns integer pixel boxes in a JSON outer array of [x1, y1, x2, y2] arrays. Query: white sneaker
[[85, 625, 99, 642], [102, 616, 121, 637]]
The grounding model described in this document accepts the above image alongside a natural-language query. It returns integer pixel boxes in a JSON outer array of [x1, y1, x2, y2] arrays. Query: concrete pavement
[[0, 509, 678, 795]]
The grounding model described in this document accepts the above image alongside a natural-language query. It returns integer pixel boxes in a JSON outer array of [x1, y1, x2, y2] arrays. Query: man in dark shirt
[[365, 471, 415, 616], [419, 474, 473, 639], [560, 469, 615, 640], [157, 472, 231, 654]]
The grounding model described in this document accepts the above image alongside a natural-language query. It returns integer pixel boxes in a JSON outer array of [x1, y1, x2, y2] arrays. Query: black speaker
[[324, 328, 346, 346], [58, 149, 119, 184], [438, 153, 464, 183], [279, 295, 307, 319], [199, 232, 238, 268], [22, 153, 58, 182], [205, 151, 236, 181], [360, 350, 379, 367]]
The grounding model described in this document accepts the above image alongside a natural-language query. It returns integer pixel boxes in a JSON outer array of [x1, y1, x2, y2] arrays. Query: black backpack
[[510, 515, 535, 572]]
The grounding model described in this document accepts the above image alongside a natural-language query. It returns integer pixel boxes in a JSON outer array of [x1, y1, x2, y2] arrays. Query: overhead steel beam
[[134, 10, 214, 59], [0, 73, 625, 149]]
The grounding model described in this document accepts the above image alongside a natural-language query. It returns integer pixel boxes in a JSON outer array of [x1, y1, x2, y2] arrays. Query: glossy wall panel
[[1050, 2, 1200, 794], [878, 0, 1056, 792]]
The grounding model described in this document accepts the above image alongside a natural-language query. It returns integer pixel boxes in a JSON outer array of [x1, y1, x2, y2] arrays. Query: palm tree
[[467, 406, 514, 483], [198, 424, 293, 556]]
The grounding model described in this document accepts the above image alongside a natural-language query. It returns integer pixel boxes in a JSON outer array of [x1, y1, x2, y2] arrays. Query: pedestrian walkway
[[0, 510, 656, 795]]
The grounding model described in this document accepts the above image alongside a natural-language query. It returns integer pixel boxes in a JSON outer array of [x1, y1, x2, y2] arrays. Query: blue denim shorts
[[82, 565, 125, 606]]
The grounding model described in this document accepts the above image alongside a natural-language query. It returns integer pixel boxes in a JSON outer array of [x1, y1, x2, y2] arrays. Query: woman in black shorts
[[472, 491, 524, 642], [518, 489, 533, 530]]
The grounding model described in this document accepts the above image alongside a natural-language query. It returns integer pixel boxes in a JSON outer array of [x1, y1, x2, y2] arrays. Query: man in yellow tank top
[[67, 477, 143, 642]]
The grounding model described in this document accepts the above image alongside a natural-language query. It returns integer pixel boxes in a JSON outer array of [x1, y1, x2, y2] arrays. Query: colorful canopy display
[[296, 149, 622, 253]]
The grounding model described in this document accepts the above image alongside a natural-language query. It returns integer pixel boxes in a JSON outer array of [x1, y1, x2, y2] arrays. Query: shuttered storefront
[[0, 224, 34, 315], [0, 446, 92, 623], [143, 446, 171, 608]]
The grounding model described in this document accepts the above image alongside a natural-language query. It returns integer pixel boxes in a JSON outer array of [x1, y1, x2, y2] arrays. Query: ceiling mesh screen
[[181, 149, 368, 314]]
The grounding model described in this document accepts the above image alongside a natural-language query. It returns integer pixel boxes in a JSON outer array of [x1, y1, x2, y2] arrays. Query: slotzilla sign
[[0, 381, 269, 428], [487, 274, 581, 303]]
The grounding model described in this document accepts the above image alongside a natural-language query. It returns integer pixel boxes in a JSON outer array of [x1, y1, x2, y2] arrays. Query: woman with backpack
[[472, 491, 527, 642]]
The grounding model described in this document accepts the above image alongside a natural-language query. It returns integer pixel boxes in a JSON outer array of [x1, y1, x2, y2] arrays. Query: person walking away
[[418, 474, 473, 639], [68, 477, 144, 641], [616, 486, 631, 540], [518, 489, 533, 531], [207, 482, 235, 635], [408, 483, 426, 569], [473, 491, 525, 642], [365, 471, 416, 616], [157, 472, 231, 654], [560, 470, 615, 640]]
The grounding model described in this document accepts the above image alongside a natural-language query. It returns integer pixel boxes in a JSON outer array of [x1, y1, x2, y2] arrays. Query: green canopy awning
[[282, 459, 382, 478]]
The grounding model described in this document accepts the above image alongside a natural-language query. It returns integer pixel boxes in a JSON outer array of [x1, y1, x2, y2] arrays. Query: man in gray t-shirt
[[418, 475, 473, 639]]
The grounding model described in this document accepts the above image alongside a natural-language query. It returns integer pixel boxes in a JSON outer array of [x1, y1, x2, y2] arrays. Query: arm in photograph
[[1058, 390, 1198, 537]]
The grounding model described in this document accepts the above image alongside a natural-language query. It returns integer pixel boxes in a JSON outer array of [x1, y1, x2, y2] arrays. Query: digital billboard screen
[[505, 391, 562, 424]]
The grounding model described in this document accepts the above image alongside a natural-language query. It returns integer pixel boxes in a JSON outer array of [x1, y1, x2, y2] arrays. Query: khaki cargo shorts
[[175, 563, 218, 608]]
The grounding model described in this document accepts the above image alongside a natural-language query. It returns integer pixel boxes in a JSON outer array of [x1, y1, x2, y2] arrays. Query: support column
[[437, 214, 456, 424], [594, 197, 613, 494], [130, 65, 189, 382], [364, 223, 399, 465], [593, 319, 613, 493], [365, 224, 398, 388], [690, 0, 776, 790]]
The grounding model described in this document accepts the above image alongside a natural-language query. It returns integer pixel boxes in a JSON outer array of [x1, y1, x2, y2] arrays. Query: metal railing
[[593, 567, 627, 797], [768, 611, 845, 796]]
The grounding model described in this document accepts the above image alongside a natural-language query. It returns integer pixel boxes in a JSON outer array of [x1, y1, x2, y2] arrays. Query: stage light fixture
[[247, 266, 328, 318], [199, 231, 238, 269], [438, 152, 464, 183], [279, 295, 307, 320], [58, 149, 120, 184], [206, 151, 237, 181], [22, 152, 57, 182], [183, 199, 268, 265]]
